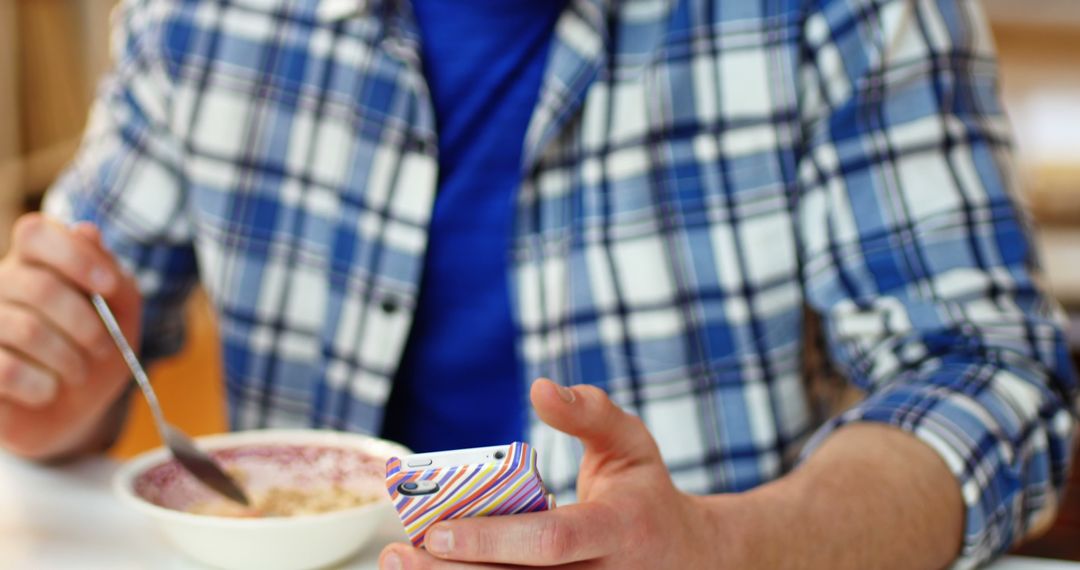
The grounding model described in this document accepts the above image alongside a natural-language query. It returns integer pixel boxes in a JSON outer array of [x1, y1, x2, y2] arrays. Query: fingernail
[[20, 381, 44, 404], [19, 376, 56, 406], [426, 528, 453, 555], [556, 384, 576, 404], [382, 553, 402, 570], [90, 267, 115, 292]]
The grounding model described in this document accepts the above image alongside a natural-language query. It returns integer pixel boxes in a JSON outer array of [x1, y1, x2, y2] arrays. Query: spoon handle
[[89, 294, 167, 433]]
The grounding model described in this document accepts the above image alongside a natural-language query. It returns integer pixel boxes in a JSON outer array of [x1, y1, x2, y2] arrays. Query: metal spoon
[[90, 294, 250, 506]]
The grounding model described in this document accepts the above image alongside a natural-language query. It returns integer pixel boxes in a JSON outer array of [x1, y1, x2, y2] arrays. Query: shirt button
[[380, 297, 399, 314]]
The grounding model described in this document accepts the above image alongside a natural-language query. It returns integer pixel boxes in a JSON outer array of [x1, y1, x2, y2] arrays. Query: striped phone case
[[385, 442, 555, 547]]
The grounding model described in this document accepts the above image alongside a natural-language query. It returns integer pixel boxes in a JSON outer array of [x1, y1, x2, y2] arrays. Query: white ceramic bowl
[[114, 429, 410, 570]]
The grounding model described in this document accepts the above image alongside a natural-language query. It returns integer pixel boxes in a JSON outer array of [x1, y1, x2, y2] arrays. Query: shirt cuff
[[799, 362, 1071, 569]]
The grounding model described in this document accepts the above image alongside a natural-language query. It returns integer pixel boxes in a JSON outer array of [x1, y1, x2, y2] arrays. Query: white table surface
[[0, 453, 1076, 570]]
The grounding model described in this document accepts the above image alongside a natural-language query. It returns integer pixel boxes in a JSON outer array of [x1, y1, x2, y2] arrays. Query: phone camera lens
[[399, 480, 440, 496], [494, 450, 506, 460]]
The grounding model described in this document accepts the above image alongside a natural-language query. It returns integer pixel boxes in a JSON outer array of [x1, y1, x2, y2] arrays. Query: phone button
[[407, 458, 433, 468]]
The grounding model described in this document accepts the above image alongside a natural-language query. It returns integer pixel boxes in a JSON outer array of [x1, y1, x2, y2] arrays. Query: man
[[0, 0, 1075, 568]]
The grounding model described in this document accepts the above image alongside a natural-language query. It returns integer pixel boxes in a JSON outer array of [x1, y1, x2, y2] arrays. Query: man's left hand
[[378, 378, 744, 569]]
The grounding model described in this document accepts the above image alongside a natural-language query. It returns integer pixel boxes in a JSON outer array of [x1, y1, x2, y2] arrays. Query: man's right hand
[[0, 213, 142, 460]]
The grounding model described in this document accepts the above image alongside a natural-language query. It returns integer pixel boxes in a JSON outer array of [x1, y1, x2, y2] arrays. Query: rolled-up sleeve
[[43, 0, 196, 362], [795, 0, 1078, 567]]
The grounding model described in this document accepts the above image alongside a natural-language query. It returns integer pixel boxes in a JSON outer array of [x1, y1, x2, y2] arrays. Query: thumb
[[70, 221, 103, 245], [530, 378, 661, 465], [69, 223, 140, 332], [71, 223, 114, 261]]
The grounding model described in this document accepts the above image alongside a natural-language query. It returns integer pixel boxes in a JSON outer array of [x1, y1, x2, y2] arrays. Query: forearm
[[711, 423, 964, 569]]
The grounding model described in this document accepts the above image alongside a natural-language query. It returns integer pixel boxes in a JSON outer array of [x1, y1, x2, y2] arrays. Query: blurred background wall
[[0, 0, 1077, 557], [986, 0, 1080, 319], [0, 0, 112, 252]]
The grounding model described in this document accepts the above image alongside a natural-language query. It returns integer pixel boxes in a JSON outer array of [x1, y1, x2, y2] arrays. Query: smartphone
[[385, 441, 555, 547]]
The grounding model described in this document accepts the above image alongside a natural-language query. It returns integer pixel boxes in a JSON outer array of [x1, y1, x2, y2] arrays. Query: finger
[[71, 222, 103, 245], [11, 214, 119, 295], [381, 543, 525, 570], [0, 349, 59, 408], [380, 545, 603, 570], [421, 503, 620, 566], [0, 264, 113, 360], [530, 379, 660, 464], [71, 221, 141, 318], [381, 544, 476, 569], [0, 303, 88, 386]]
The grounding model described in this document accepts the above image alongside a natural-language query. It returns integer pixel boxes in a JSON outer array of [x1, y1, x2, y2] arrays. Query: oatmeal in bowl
[[186, 480, 376, 518], [114, 430, 410, 570]]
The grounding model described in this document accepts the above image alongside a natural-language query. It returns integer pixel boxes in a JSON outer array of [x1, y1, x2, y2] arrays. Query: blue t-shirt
[[380, 1, 566, 452]]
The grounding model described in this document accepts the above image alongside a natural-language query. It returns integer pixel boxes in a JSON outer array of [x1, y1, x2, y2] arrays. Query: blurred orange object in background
[[108, 291, 227, 460]]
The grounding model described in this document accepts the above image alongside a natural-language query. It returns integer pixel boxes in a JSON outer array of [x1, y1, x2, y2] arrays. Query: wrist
[[44, 383, 132, 463], [695, 482, 799, 570], [10, 375, 134, 463]]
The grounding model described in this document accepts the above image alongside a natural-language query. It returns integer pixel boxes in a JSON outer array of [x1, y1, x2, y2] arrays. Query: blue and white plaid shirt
[[46, 0, 1077, 566]]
